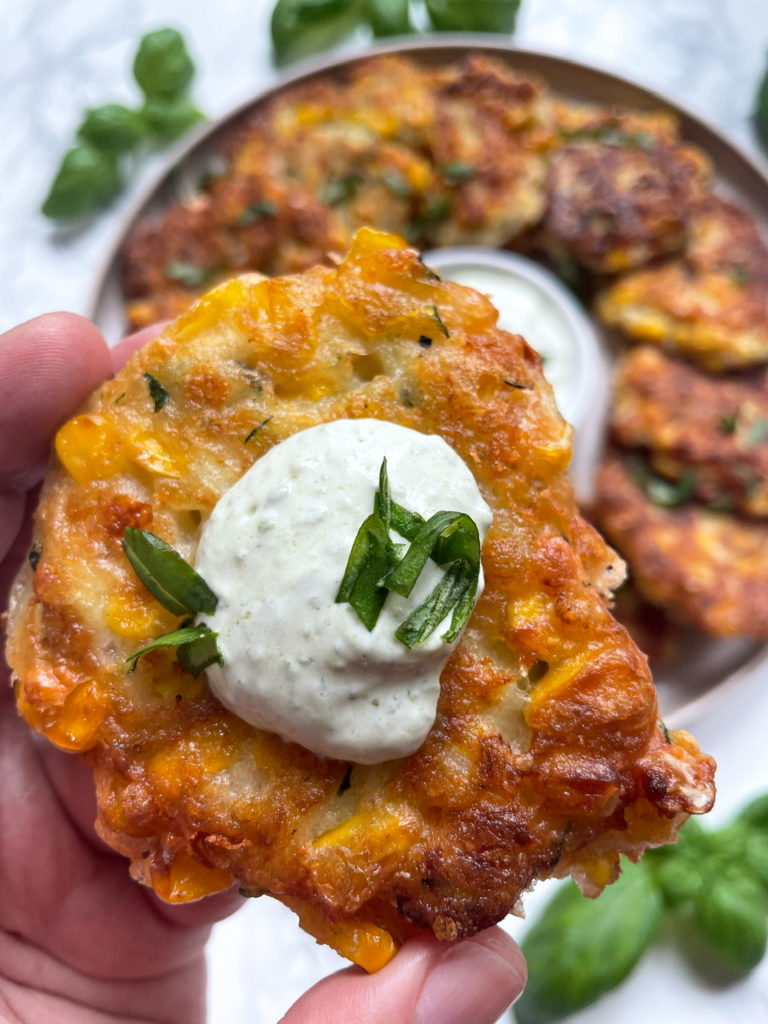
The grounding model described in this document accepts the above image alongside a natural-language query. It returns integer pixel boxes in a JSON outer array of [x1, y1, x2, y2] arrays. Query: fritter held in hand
[[611, 346, 768, 518], [6, 230, 714, 970], [597, 455, 768, 637], [597, 197, 768, 370]]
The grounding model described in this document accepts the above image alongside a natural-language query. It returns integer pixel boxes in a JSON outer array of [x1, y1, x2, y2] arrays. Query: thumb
[[280, 928, 526, 1024]]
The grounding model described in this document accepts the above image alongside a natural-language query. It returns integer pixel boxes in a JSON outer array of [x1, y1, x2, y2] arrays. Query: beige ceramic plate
[[88, 37, 768, 728]]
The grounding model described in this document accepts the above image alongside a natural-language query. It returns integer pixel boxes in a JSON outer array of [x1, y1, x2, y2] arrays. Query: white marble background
[[3, 1, 768, 1022]]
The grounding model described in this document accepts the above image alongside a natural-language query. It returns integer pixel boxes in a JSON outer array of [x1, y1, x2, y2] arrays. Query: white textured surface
[[3, 2, 768, 1022]]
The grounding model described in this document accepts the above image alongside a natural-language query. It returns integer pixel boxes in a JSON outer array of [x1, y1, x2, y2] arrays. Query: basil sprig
[[121, 527, 222, 676], [42, 28, 204, 221], [122, 528, 217, 616], [517, 799, 768, 1023], [270, 0, 521, 64], [336, 459, 482, 648]]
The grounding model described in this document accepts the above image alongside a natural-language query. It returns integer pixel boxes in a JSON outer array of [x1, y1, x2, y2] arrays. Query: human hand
[[0, 313, 526, 1024]]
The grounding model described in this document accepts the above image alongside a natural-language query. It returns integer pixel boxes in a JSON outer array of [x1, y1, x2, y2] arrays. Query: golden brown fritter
[[597, 197, 768, 370], [611, 346, 768, 518], [540, 102, 711, 274], [597, 455, 768, 637], [121, 54, 555, 329], [7, 231, 714, 970]]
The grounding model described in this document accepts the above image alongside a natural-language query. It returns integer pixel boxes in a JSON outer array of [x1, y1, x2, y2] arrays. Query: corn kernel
[[55, 414, 126, 483], [153, 851, 233, 902], [106, 592, 165, 639], [128, 431, 184, 478], [335, 922, 398, 973], [46, 682, 103, 751]]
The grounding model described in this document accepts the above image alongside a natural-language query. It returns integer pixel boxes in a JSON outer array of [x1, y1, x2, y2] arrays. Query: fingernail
[[415, 929, 527, 1024]]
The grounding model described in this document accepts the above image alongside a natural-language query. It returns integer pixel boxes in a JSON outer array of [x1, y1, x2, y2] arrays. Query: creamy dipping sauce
[[195, 419, 492, 764]]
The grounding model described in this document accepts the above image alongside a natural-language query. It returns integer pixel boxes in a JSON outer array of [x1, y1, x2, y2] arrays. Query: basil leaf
[[126, 625, 212, 672], [122, 528, 218, 616], [737, 794, 768, 833], [78, 103, 147, 153], [367, 0, 412, 37], [320, 172, 364, 206], [441, 161, 475, 185], [271, 0, 365, 65], [693, 868, 768, 974], [516, 860, 662, 1024], [177, 628, 224, 678], [377, 458, 392, 530], [165, 260, 217, 288], [142, 97, 205, 142], [335, 512, 395, 630], [390, 500, 425, 541], [642, 467, 697, 508], [647, 819, 710, 907], [383, 510, 471, 596], [755, 56, 768, 154], [144, 372, 169, 411], [41, 144, 121, 220], [744, 831, 768, 890], [425, 0, 520, 33], [238, 199, 278, 225], [133, 28, 195, 99], [395, 560, 472, 648]]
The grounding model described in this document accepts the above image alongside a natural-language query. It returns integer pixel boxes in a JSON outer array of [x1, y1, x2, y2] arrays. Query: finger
[[280, 928, 527, 1024], [0, 313, 112, 492], [111, 321, 169, 373]]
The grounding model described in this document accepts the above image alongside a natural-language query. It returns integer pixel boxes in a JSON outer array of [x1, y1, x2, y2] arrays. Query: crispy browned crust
[[610, 346, 768, 518], [596, 455, 768, 637], [540, 102, 711, 274], [7, 231, 714, 964], [120, 54, 556, 329], [597, 197, 768, 370]]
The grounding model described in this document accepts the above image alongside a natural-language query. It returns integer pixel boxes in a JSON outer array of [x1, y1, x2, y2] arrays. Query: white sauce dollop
[[195, 419, 492, 764]]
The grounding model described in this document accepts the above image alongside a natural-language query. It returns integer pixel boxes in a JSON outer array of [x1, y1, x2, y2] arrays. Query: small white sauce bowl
[[421, 246, 604, 430], [421, 247, 610, 498]]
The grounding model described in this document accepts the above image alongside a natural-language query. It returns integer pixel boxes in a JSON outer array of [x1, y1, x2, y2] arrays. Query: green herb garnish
[[504, 378, 527, 389], [441, 161, 475, 185], [561, 126, 655, 149], [244, 417, 273, 444], [122, 528, 222, 676], [238, 199, 278, 225], [431, 305, 450, 338], [144, 372, 169, 412], [165, 260, 217, 288], [176, 625, 224, 677], [336, 460, 481, 648], [642, 467, 697, 508], [381, 170, 412, 199], [42, 28, 204, 221], [122, 527, 217, 617], [28, 546, 41, 571], [320, 173, 364, 206], [719, 410, 739, 434], [125, 624, 215, 673]]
